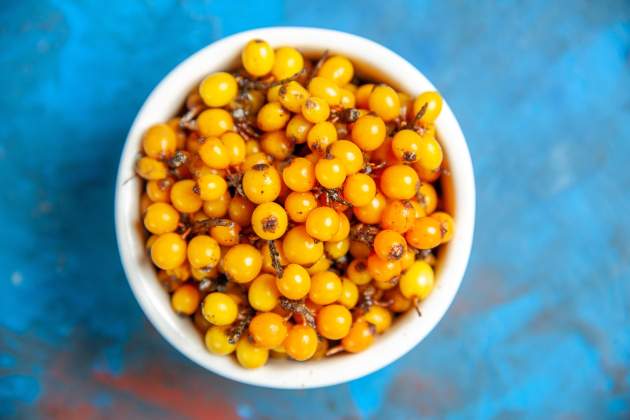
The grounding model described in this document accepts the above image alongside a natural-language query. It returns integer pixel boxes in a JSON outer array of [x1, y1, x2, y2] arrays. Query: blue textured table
[[1, 1, 629, 418]]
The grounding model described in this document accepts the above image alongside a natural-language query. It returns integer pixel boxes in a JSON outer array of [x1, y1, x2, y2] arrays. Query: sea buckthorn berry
[[414, 162, 441, 182], [197, 109, 234, 138], [371, 137, 397, 165], [242, 163, 281, 204], [398, 91, 412, 118], [380, 164, 420, 200], [325, 237, 350, 260], [374, 229, 407, 261], [136, 157, 167, 180], [343, 173, 376, 207], [143, 123, 177, 159], [307, 121, 338, 154], [431, 211, 455, 243], [308, 76, 341, 105], [146, 177, 174, 203], [242, 151, 272, 171], [283, 225, 324, 266], [246, 139, 261, 155], [367, 252, 402, 283], [338, 278, 359, 309], [191, 265, 219, 281], [286, 114, 313, 144], [353, 192, 386, 224], [355, 84, 375, 108], [266, 85, 282, 102], [362, 306, 392, 333], [199, 138, 230, 169], [417, 182, 438, 214], [345, 83, 358, 93], [171, 284, 201, 315], [242, 39, 275, 77], [248, 274, 280, 311], [151, 233, 187, 270], [347, 259, 371, 285], [257, 102, 290, 132], [210, 222, 241, 246], [381, 200, 416, 233], [399, 248, 416, 270], [277, 263, 311, 300], [412, 91, 443, 123], [260, 130, 293, 160], [170, 180, 203, 213], [309, 271, 342, 305], [236, 337, 269, 368], [417, 135, 444, 171], [284, 191, 317, 222], [406, 216, 442, 250], [307, 256, 331, 275], [315, 157, 346, 189], [329, 211, 350, 242], [369, 85, 401, 121], [144, 202, 179, 234], [339, 88, 356, 108], [167, 117, 187, 149], [187, 235, 221, 268], [205, 326, 236, 355], [329, 140, 364, 174], [202, 292, 238, 325], [199, 72, 238, 107], [203, 190, 231, 218], [317, 304, 352, 340], [145, 234, 158, 252], [392, 129, 422, 162], [223, 244, 262, 283], [301, 97, 330, 123], [342, 320, 375, 353], [351, 115, 386, 151], [261, 240, 288, 273], [278, 81, 309, 113], [399, 261, 434, 300], [251, 202, 288, 240], [284, 325, 318, 361], [272, 47, 304, 80], [221, 132, 246, 165], [196, 173, 227, 201], [282, 157, 316, 192], [166, 262, 191, 282], [228, 195, 255, 226], [249, 312, 288, 349], [408, 199, 426, 219], [384, 288, 412, 312], [306, 206, 340, 241], [318, 55, 354, 85]]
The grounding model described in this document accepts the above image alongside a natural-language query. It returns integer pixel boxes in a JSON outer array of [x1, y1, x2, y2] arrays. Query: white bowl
[[115, 27, 475, 389]]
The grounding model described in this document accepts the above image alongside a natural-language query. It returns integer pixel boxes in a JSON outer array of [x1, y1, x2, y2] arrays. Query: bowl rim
[[115, 26, 475, 389]]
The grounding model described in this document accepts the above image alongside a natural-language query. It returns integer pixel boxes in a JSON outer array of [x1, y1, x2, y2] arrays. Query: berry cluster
[[135, 39, 454, 368]]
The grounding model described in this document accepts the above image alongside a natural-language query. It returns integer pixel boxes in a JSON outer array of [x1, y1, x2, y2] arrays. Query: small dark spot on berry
[[252, 163, 269, 171], [261, 215, 278, 232], [389, 243, 404, 260], [402, 151, 416, 162]]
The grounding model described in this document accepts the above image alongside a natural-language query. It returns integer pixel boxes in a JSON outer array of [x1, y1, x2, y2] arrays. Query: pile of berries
[[135, 39, 454, 368]]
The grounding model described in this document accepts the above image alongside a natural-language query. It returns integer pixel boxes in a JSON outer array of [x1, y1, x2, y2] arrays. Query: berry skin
[[228, 195, 255, 226], [151, 233, 187, 270], [362, 306, 392, 333], [306, 206, 340, 241], [301, 97, 330, 123], [353, 192, 387, 224], [406, 216, 442, 250], [257, 102, 291, 132], [272, 47, 304, 80], [199, 138, 231, 169], [329, 211, 350, 242], [203, 190, 231, 218], [223, 244, 263, 283], [380, 164, 420, 200], [416, 182, 438, 215], [337, 278, 359, 309], [242, 163, 281, 204], [284, 191, 317, 222], [251, 202, 288, 240], [242, 39, 275, 77], [210, 222, 241, 246], [197, 109, 234, 138], [381, 200, 416, 233], [351, 114, 386, 151], [205, 326, 236, 355], [355, 84, 375, 108], [278, 80, 309, 113], [342, 320, 375, 353], [325, 237, 350, 260], [248, 274, 280, 312], [315, 157, 347, 189], [347, 259, 372, 285], [277, 263, 311, 300], [306, 256, 332, 275], [143, 123, 177, 159], [399, 248, 416, 270], [221, 132, 246, 166], [316, 304, 352, 340], [261, 130, 294, 161], [282, 157, 316, 192], [249, 312, 288, 349], [317, 55, 354, 86], [308, 76, 341, 105], [417, 135, 444, 171], [412, 91, 443, 123], [309, 271, 342, 305], [384, 288, 412, 312], [284, 325, 318, 361], [369, 85, 401, 121], [199, 72, 238, 107], [146, 177, 173, 203], [343, 173, 376, 207], [282, 225, 324, 266], [307, 121, 338, 154], [414, 162, 441, 182], [339, 88, 356, 108], [329, 140, 364, 174], [236, 337, 269, 368], [261, 239, 288, 274], [201, 292, 238, 326], [373, 229, 407, 261], [431, 211, 455, 243], [170, 180, 203, 213], [187, 235, 221, 268], [286, 114, 313, 144], [367, 252, 401, 283], [171, 284, 201, 315], [392, 129, 422, 163], [144, 202, 179, 234], [136, 157, 167, 180], [196, 173, 227, 201], [399, 260, 435, 300]]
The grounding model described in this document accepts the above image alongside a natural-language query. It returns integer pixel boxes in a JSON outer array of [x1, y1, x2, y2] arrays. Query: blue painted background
[[1, 0, 629, 418]]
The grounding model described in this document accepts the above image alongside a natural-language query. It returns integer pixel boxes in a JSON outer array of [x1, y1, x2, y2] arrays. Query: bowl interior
[[115, 27, 475, 389]]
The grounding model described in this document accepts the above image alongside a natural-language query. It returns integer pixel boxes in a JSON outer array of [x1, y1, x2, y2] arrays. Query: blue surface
[[1, 1, 629, 418]]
